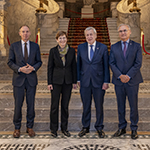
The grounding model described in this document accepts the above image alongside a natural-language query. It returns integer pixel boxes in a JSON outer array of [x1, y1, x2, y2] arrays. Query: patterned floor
[[1, 133, 150, 150]]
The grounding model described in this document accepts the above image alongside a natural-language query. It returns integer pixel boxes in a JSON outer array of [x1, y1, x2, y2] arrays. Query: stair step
[[0, 94, 150, 131]]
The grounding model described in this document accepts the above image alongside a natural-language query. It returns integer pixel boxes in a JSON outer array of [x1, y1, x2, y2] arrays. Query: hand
[[20, 65, 29, 74], [26, 63, 34, 74], [77, 81, 80, 88], [48, 84, 53, 90], [102, 83, 109, 90], [20, 64, 34, 74], [120, 75, 130, 83], [73, 84, 77, 89]]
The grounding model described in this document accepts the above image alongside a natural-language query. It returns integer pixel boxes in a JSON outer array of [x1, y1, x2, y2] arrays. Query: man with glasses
[[109, 24, 143, 139]]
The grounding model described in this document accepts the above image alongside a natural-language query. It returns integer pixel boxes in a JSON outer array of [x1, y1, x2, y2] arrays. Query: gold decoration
[[36, 0, 48, 13], [129, 0, 141, 12]]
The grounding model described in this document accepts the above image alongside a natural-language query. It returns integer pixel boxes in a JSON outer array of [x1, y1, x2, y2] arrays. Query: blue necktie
[[90, 45, 94, 61]]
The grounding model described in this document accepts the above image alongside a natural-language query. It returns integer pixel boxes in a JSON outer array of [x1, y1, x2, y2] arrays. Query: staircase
[[1, 17, 150, 133], [1, 91, 150, 132], [67, 18, 111, 52], [106, 17, 120, 45]]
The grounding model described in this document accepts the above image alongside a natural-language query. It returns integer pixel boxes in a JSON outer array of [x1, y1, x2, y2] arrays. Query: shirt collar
[[88, 41, 96, 47], [121, 39, 130, 44], [21, 40, 29, 45]]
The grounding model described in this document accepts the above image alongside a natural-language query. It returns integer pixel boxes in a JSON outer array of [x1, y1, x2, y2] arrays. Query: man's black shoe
[[113, 129, 126, 137], [97, 130, 105, 138], [62, 130, 71, 137], [78, 128, 89, 137], [131, 130, 138, 139], [51, 131, 57, 138]]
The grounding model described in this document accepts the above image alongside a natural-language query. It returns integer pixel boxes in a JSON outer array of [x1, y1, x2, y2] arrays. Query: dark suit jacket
[[77, 41, 110, 88], [47, 45, 77, 85], [109, 40, 143, 86], [7, 41, 42, 87]]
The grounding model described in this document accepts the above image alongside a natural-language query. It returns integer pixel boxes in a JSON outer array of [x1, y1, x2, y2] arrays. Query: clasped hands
[[119, 74, 130, 83], [20, 63, 34, 74]]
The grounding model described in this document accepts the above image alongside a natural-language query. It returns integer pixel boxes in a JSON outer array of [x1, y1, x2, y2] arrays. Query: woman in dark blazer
[[47, 31, 77, 138]]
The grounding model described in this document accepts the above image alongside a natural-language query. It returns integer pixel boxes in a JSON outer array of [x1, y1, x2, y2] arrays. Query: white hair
[[117, 24, 131, 31], [84, 27, 97, 35]]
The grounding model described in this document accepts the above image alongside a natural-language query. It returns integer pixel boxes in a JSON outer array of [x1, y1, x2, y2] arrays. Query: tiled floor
[[1, 132, 150, 150]]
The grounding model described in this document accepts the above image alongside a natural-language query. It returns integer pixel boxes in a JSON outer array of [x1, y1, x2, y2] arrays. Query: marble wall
[[6, 0, 37, 44], [116, 0, 150, 49], [5, 0, 59, 46]]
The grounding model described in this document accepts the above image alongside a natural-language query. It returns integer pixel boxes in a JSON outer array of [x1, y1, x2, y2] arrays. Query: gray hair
[[117, 24, 131, 31], [84, 27, 97, 35], [19, 25, 30, 32]]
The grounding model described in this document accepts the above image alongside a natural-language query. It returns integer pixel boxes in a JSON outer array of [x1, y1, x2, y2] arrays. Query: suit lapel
[[65, 47, 72, 66], [93, 41, 100, 60], [125, 40, 132, 59], [18, 41, 24, 61], [118, 41, 125, 60], [84, 42, 90, 62], [55, 45, 64, 66], [27, 41, 32, 63]]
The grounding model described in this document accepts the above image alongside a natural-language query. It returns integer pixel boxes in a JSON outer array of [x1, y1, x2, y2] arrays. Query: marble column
[[111, 2, 118, 18], [117, 12, 141, 44], [0, 0, 6, 56], [36, 12, 59, 53], [57, 2, 64, 18]]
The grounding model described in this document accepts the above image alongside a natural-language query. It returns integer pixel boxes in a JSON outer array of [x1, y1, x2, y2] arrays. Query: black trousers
[[50, 83, 72, 132], [13, 78, 36, 129]]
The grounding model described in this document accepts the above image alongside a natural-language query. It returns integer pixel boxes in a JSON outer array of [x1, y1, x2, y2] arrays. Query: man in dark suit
[[109, 24, 143, 139], [77, 27, 110, 138], [7, 25, 42, 138]]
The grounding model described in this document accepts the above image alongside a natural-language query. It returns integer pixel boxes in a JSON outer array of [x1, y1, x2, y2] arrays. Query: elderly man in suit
[[77, 27, 110, 138], [109, 24, 143, 139], [7, 25, 42, 138]]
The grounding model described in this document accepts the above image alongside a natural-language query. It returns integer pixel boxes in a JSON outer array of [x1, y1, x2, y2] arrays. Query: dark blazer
[[109, 40, 143, 86], [47, 45, 77, 85], [7, 41, 42, 87], [77, 41, 110, 88]]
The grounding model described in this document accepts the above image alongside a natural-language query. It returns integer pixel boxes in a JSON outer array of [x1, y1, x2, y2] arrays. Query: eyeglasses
[[118, 29, 128, 33]]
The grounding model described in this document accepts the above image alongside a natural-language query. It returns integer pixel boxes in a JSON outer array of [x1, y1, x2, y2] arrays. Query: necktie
[[24, 43, 28, 63], [90, 45, 94, 61], [123, 42, 127, 57]]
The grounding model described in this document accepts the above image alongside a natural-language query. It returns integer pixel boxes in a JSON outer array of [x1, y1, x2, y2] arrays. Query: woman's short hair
[[56, 31, 67, 39]]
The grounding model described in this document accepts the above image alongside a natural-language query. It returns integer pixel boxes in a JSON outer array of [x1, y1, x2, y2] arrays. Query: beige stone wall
[[117, 0, 150, 48], [6, 0, 59, 45], [6, 0, 37, 44]]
